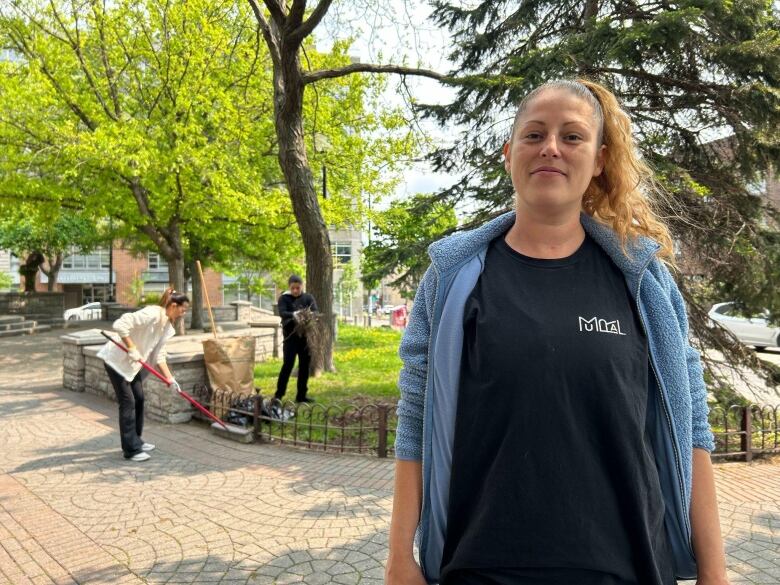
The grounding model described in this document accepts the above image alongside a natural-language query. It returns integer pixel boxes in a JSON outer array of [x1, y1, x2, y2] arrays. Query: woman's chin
[[517, 193, 582, 213]]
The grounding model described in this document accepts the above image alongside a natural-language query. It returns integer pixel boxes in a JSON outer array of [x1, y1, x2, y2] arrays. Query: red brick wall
[[24, 247, 224, 307], [202, 268, 223, 307], [114, 248, 148, 306]]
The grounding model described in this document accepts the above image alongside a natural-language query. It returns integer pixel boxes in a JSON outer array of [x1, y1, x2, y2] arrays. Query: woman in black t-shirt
[[385, 80, 729, 585]]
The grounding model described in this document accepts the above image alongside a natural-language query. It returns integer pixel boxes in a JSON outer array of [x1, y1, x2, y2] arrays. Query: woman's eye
[[565, 134, 583, 141], [525, 132, 542, 140]]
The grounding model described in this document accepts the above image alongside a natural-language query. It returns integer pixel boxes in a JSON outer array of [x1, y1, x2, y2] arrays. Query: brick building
[[3, 245, 223, 310]]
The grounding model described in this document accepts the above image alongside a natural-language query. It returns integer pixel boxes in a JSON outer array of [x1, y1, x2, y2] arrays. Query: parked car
[[708, 302, 780, 351], [63, 301, 102, 321]]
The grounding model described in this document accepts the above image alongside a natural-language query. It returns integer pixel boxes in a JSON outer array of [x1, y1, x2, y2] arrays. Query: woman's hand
[[385, 554, 426, 585]]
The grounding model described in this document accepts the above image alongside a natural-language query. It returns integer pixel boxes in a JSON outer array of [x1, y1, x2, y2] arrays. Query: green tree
[[405, 0, 778, 378], [336, 261, 359, 317], [0, 0, 283, 329], [0, 271, 12, 290], [0, 211, 104, 291], [0, 0, 408, 336], [1, 0, 419, 335], [362, 193, 458, 296], [246, 0, 445, 370]]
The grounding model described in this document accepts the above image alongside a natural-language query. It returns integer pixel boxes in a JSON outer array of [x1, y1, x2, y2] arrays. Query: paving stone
[[0, 328, 778, 583]]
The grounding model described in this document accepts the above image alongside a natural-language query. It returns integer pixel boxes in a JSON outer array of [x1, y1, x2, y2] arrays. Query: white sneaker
[[141, 443, 155, 452], [129, 452, 151, 462]]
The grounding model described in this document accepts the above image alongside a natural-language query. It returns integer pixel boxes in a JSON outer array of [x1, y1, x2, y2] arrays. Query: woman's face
[[167, 302, 189, 320], [503, 89, 606, 215]]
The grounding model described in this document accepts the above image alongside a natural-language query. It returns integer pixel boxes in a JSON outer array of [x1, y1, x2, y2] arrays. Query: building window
[[331, 242, 351, 265], [62, 248, 109, 270], [147, 252, 168, 271]]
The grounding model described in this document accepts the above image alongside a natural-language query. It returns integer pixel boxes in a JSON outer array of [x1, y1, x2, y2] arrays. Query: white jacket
[[97, 305, 176, 381]]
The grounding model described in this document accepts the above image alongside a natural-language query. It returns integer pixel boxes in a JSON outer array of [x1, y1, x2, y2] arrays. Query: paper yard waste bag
[[202, 336, 256, 419]]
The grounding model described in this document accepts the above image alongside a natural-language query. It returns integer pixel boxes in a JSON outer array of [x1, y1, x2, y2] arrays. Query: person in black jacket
[[275, 274, 319, 403]]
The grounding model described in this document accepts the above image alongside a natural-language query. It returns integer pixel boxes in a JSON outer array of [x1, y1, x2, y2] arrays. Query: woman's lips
[[531, 169, 566, 177]]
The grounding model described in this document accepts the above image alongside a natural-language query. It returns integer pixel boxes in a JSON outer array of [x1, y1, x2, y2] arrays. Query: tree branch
[[0, 194, 83, 211], [91, 1, 122, 117], [287, 0, 307, 31], [48, 0, 118, 122], [287, 0, 332, 47], [260, 0, 287, 27], [4, 28, 98, 131], [595, 67, 721, 95], [247, 0, 282, 68], [302, 63, 448, 85]]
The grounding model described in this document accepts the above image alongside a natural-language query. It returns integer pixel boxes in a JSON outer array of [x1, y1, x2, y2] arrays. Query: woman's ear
[[503, 141, 512, 174], [593, 144, 607, 177]]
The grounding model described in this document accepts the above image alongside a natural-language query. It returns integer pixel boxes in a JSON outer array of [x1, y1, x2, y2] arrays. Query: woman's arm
[[157, 361, 174, 382], [385, 460, 426, 585], [690, 448, 729, 584]]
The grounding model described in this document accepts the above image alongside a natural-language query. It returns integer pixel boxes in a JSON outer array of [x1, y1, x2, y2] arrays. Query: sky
[[316, 2, 466, 207]]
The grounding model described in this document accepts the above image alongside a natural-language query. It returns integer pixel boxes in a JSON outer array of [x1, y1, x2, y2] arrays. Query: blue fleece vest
[[395, 211, 715, 583]]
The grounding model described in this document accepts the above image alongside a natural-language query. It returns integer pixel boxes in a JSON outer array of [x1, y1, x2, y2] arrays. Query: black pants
[[275, 331, 311, 401], [104, 363, 147, 458]]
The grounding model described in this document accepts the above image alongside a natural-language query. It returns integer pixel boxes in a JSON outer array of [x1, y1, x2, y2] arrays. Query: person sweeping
[[98, 288, 190, 461]]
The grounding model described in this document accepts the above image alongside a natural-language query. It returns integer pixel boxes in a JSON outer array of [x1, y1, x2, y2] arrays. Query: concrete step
[[0, 327, 34, 338], [35, 317, 66, 328], [0, 322, 52, 337], [0, 315, 25, 325], [0, 320, 36, 332]]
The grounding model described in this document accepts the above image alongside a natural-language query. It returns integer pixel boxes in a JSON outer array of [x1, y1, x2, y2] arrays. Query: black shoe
[[296, 397, 315, 404]]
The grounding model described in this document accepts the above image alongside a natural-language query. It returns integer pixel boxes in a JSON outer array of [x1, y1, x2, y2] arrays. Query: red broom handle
[[100, 331, 228, 429]]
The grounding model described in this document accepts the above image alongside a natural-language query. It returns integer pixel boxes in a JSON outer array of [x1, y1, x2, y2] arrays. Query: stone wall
[[61, 329, 107, 392], [83, 346, 203, 423], [0, 292, 65, 316], [104, 303, 247, 325]]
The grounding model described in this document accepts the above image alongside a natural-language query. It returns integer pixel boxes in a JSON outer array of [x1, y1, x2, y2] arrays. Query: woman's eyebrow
[[522, 119, 590, 127]]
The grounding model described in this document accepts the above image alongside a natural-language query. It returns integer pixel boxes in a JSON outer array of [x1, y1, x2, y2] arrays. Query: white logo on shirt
[[578, 316, 627, 335]]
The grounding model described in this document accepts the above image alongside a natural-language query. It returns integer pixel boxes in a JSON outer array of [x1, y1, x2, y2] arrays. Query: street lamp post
[[108, 218, 115, 302]]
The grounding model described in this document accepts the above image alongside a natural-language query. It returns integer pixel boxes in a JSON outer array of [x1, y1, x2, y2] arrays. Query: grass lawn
[[254, 323, 404, 406]]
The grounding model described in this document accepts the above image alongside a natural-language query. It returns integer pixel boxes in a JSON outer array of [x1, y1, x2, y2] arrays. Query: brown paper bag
[[202, 336, 256, 419]]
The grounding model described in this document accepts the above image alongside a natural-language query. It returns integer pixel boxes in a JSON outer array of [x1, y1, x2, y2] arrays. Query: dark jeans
[[104, 363, 147, 458], [275, 331, 311, 401]]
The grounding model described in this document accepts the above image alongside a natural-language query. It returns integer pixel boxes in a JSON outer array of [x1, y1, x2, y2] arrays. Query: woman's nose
[[540, 135, 560, 158]]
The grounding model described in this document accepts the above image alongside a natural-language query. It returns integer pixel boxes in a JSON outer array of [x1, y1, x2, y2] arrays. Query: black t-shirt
[[439, 232, 675, 585]]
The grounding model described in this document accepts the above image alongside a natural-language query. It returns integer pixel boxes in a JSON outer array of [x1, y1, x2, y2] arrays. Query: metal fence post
[[377, 405, 388, 458], [741, 406, 752, 462], [254, 392, 262, 442]]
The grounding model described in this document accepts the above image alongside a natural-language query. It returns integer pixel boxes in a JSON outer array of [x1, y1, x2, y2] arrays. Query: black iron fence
[[190, 385, 778, 462], [191, 385, 397, 457], [709, 404, 780, 461]]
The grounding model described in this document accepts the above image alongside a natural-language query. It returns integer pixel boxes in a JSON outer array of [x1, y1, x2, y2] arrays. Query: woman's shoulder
[[136, 304, 167, 323]]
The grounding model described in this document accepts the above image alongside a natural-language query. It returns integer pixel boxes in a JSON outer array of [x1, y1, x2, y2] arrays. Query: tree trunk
[[189, 259, 204, 331], [167, 256, 186, 335], [272, 51, 335, 372], [20, 253, 44, 293], [42, 253, 63, 292]]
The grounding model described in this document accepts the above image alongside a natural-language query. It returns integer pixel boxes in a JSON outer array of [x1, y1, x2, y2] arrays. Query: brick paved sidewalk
[[0, 329, 778, 584]]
